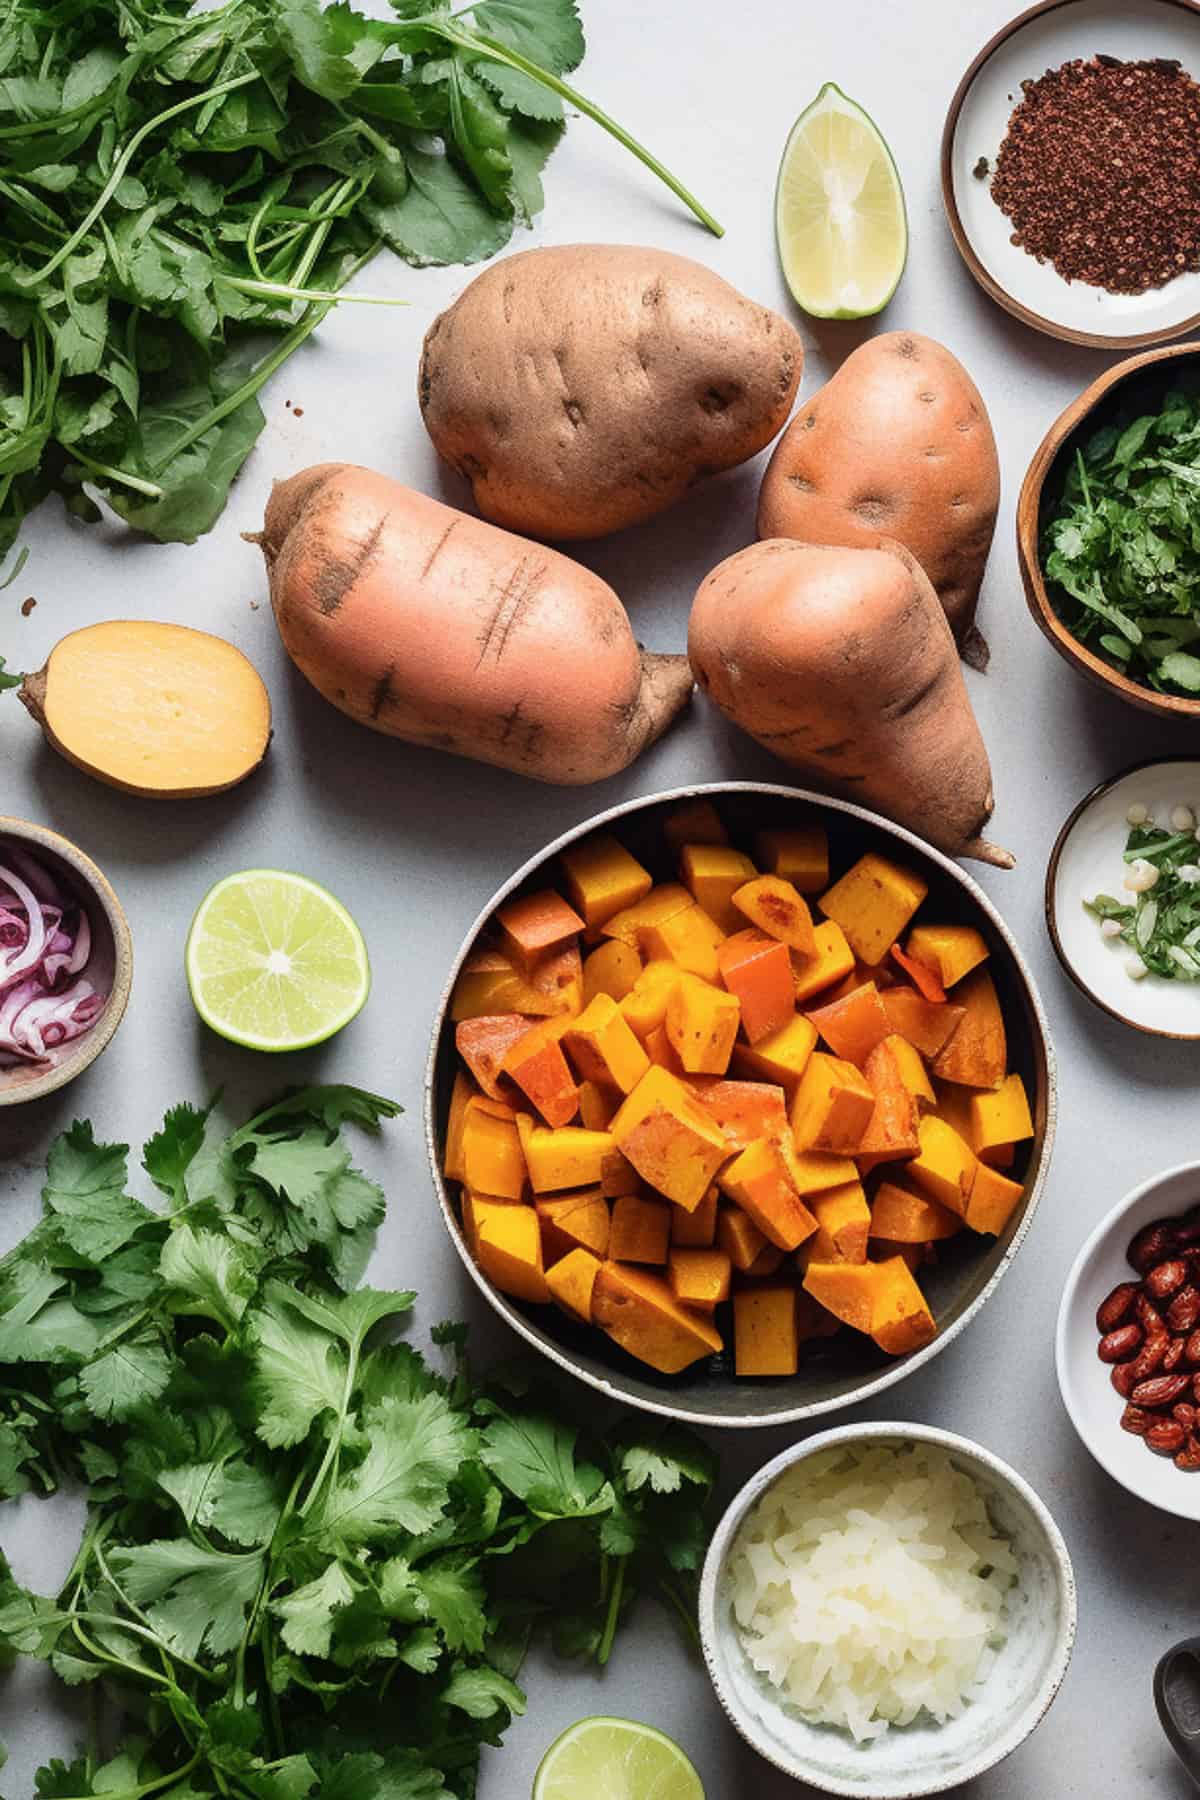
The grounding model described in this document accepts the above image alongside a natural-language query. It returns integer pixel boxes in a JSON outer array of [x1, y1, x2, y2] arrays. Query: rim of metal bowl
[[424, 781, 1058, 1429]]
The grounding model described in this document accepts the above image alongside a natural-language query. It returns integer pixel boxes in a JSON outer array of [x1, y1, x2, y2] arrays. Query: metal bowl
[[0, 817, 133, 1107], [425, 783, 1056, 1429]]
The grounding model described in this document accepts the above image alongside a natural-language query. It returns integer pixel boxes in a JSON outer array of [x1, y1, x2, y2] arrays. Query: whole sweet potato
[[419, 244, 803, 541], [757, 332, 999, 664], [258, 465, 692, 785], [688, 537, 1012, 867]]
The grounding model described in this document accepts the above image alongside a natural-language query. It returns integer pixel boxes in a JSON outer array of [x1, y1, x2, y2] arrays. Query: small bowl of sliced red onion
[[0, 817, 132, 1106]]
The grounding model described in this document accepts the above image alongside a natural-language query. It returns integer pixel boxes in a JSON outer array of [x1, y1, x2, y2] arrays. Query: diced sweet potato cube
[[778, 1142, 860, 1195], [600, 1146, 640, 1198], [643, 903, 725, 982], [791, 920, 856, 1004], [802, 1261, 878, 1334], [561, 834, 652, 931], [869, 1256, 936, 1355], [796, 1289, 842, 1343], [718, 1206, 769, 1271], [796, 1181, 871, 1269], [444, 1070, 478, 1184], [856, 1037, 921, 1169], [503, 1023, 579, 1129], [536, 1188, 611, 1262], [516, 1115, 613, 1193], [456, 1013, 530, 1100], [680, 843, 758, 933], [968, 1073, 1033, 1154], [790, 1052, 874, 1153], [644, 1023, 686, 1076], [578, 1080, 618, 1131], [609, 1066, 731, 1211], [880, 988, 964, 1059], [562, 993, 651, 1094], [734, 1286, 799, 1376], [754, 825, 829, 894], [906, 924, 989, 989], [609, 1193, 671, 1264], [498, 889, 583, 971], [732, 875, 816, 956], [602, 884, 692, 948], [450, 948, 559, 1021], [884, 1034, 936, 1107], [818, 854, 928, 966], [462, 1103, 526, 1198], [461, 1190, 525, 1258], [619, 961, 683, 1040], [890, 943, 946, 1003], [528, 940, 584, 1016], [583, 939, 642, 1006], [664, 798, 728, 850], [669, 1247, 732, 1310], [966, 1162, 1025, 1237], [672, 1187, 718, 1247], [870, 1181, 962, 1243], [731, 1013, 818, 1094], [665, 971, 741, 1074], [908, 1115, 977, 1216], [592, 1262, 723, 1373], [469, 1095, 517, 1121], [807, 982, 892, 1067], [686, 1078, 788, 1150], [475, 1204, 549, 1306], [718, 1137, 818, 1252], [931, 968, 1006, 1089], [546, 1247, 601, 1324], [718, 930, 794, 1044]]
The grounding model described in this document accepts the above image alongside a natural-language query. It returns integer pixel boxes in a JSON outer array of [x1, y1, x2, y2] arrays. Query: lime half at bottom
[[186, 868, 370, 1052], [533, 1716, 704, 1800], [775, 80, 907, 318]]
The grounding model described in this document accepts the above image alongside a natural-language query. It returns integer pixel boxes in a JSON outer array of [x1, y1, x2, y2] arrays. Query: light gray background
[[2, 1, 1199, 1792]]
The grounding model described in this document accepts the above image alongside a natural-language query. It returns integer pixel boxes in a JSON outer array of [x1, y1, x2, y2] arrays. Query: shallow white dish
[[698, 1422, 1076, 1797], [1057, 1163, 1200, 1521], [1046, 759, 1200, 1040], [943, 0, 1200, 348]]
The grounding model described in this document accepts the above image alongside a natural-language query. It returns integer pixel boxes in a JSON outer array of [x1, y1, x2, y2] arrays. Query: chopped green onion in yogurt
[[1086, 806, 1200, 982]]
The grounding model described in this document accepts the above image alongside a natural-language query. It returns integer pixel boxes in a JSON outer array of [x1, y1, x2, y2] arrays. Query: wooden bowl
[[425, 783, 1057, 1430], [0, 818, 133, 1107], [1017, 342, 1200, 718]]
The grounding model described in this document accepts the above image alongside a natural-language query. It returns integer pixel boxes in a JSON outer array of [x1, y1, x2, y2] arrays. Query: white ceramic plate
[[1058, 1163, 1200, 1521], [944, 0, 1200, 348], [699, 1423, 1076, 1798], [1046, 760, 1200, 1039]]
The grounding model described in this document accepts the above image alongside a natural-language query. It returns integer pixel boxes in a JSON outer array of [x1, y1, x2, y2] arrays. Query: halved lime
[[532, 1716, 704, 1800], [775, 81, 907, 319], [185, 868, 370, 1052]]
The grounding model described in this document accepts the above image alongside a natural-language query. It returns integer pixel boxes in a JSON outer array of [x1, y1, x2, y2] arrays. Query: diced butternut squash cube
[[746, 1242, 787, 1278], [582, 939, 642, 1006], [609, 1066, 731, 1211], [536, 1188, 611, 1262], [450, 948, 557, 1021], [644, 1023, 686, 1076], [869, 1257, 936, 1355], [468, 1095, 517, 1121], [610, 1193, 671, 1264], [856, 1036, 921, 1169], [642, 902, 725, 982], [732, 1013, 819, 1094], [664, 798, 728, 849], [503, 1023, 579, 1128], [562, 993, 651, 1095], [561, 834, 653, 931], [680, 843, 757, 933], [665, 971, 741, 1075], [456, 1014, 530, 1100], [461, 1190, 525, 1258], [718, 1206, 769, 1272], [966, 1162, 1025, 1237], [732, 876, 816, 957], [968, 1073, 1033, 1154], [908, 1115, 977, 1216], [528, 939, 584, 1016], [790, 1052, 874, 1153], [444, 1071, 477, 1184], [578, 1080, 618, 1131], [791, 920, 856, 1004], [592, 1262, 723, 1373], [906, 924, 989, 989], [498, 888, 583, 971], [890, 943, 946, 1003], [516, 1115, 613, 1193], [619, 961, 682, 1040], [884, 1034, 936, 1107], [872, 1239, 926, 1273], [818, 854, 928, 966], [475, 1204, 549, 1306], [718, 930, 794, 1044], [686, 1078, 788, 1150], [931, 968, 1006, 1089], [802, 1261, 879, 1334], [807, 982, 892, 1067], [669, 1247, 732, 1310], [777, 1142, 860, 1196], [546, 1247, 601, 1324], [462, 1102, 526, 1198], [600, 1146, 640, 1198], [870, 1181, 962, 1243], [734, 1286, 799, 1376], [718, 1137, 818, 1252], [879, 988, 964, 1059], [754, 825, 829, 894], [672, 1187, 718, 1247], [602, 883, 692, 948], [796, 1181, 871, 1268]]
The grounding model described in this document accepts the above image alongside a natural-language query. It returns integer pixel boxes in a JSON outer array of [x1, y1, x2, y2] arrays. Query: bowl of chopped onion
[[699, 1421, 1075, 1795], [0, 817, 132, 1106]]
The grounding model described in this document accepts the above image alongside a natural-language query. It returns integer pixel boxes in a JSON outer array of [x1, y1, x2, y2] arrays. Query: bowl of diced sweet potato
[[425, 783, 1056, 1427]]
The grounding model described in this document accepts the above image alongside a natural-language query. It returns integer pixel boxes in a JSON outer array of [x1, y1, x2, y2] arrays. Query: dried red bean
[[1131, 1373, 1191, 1408], [1096, 1282, 1140, 1333], [1113, 1363, 1140, 1398], [1130, 1222, 1182, 1274], [1097, 1324, 1143, 1363], [1168, 1286, 1200, 1334], [1185, 1331, 1200, 1367], [1136, 1293, 1166, 1335], [1127, 1333, 1170, 1383], [1173, 1403, 1198, 1429], [1164, 1338, 1187, 1374], [1147, 1260, 1190, 1301], [1121, 1405, 1153, 1436], [1176, 1438, 1200, 1472], [1147, 1421, 1188, 1456]]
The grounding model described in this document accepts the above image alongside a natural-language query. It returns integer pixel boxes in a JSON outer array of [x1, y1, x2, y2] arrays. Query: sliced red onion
[[0, 862, 47, 981], [0, 840, 107, 1065]]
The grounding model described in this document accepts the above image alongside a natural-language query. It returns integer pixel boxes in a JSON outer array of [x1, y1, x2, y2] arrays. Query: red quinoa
[[989, 55, 1200, 294]]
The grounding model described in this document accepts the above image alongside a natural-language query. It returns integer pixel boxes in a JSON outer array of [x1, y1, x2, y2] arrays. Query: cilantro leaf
[[317, 1394, 477, 1541], [479, 1403, 606, 1514], [144, 1102, 211, 1202], [42, 1122, 151, 1261], [79, 1335, 173, 1421], [160, 1224, 260, 1332], [468, 0, 585, 72], [0, 657, 21, 692], [617, 1425, 718, 1496], [440, 1660, 526, 1719], [110, 1538, 266, 1661], [250, 1307, 347, 1449], [273, 1559, 358, 1657]]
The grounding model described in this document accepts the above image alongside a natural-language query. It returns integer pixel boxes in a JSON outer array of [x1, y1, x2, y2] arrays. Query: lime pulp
[[532, 1715, 705, 1800]]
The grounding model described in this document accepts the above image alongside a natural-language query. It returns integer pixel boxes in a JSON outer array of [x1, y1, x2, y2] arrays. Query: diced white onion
[[1126, 802, 1150, 825], [1171, 805, 1197, 833], [1124, 858, 1160, 894]]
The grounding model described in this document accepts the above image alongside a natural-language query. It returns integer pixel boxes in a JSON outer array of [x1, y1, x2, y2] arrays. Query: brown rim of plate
[[940, 0, 1200, 350], [1016, 340, 1200, 718], [1044, 756, 1200, 1041]]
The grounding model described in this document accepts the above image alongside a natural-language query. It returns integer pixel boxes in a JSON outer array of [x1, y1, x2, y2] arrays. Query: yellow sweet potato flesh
[[592, 1261, 723, 1373]]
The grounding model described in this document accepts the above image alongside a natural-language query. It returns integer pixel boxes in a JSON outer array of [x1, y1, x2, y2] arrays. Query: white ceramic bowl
[[699, 1422, 1076, 1796], [1046, 759, 1200, 1040], [1057, 1162, 1200, 1521]]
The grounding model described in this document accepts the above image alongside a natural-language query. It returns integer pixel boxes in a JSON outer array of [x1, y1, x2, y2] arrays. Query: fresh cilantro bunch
[[1042, 385, 1200, 695], [1085, 822, 1200, 979], [0, 1087, 717, 1799], [0, 0, 717, 561]]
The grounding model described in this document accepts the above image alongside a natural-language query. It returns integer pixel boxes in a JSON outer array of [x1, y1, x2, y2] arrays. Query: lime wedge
[[533, 1716, 704, 1800], [775, 81, 907, 318], [186, 868, 370, 1052]]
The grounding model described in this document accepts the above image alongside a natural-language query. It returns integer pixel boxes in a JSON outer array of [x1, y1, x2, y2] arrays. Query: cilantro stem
[[217, 276, 407, 308], [52, 1749, 201, 1800], [596, 1554, 625, 1666], [656, 1574, 701, 1651], [67, 447, 164, 499]]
